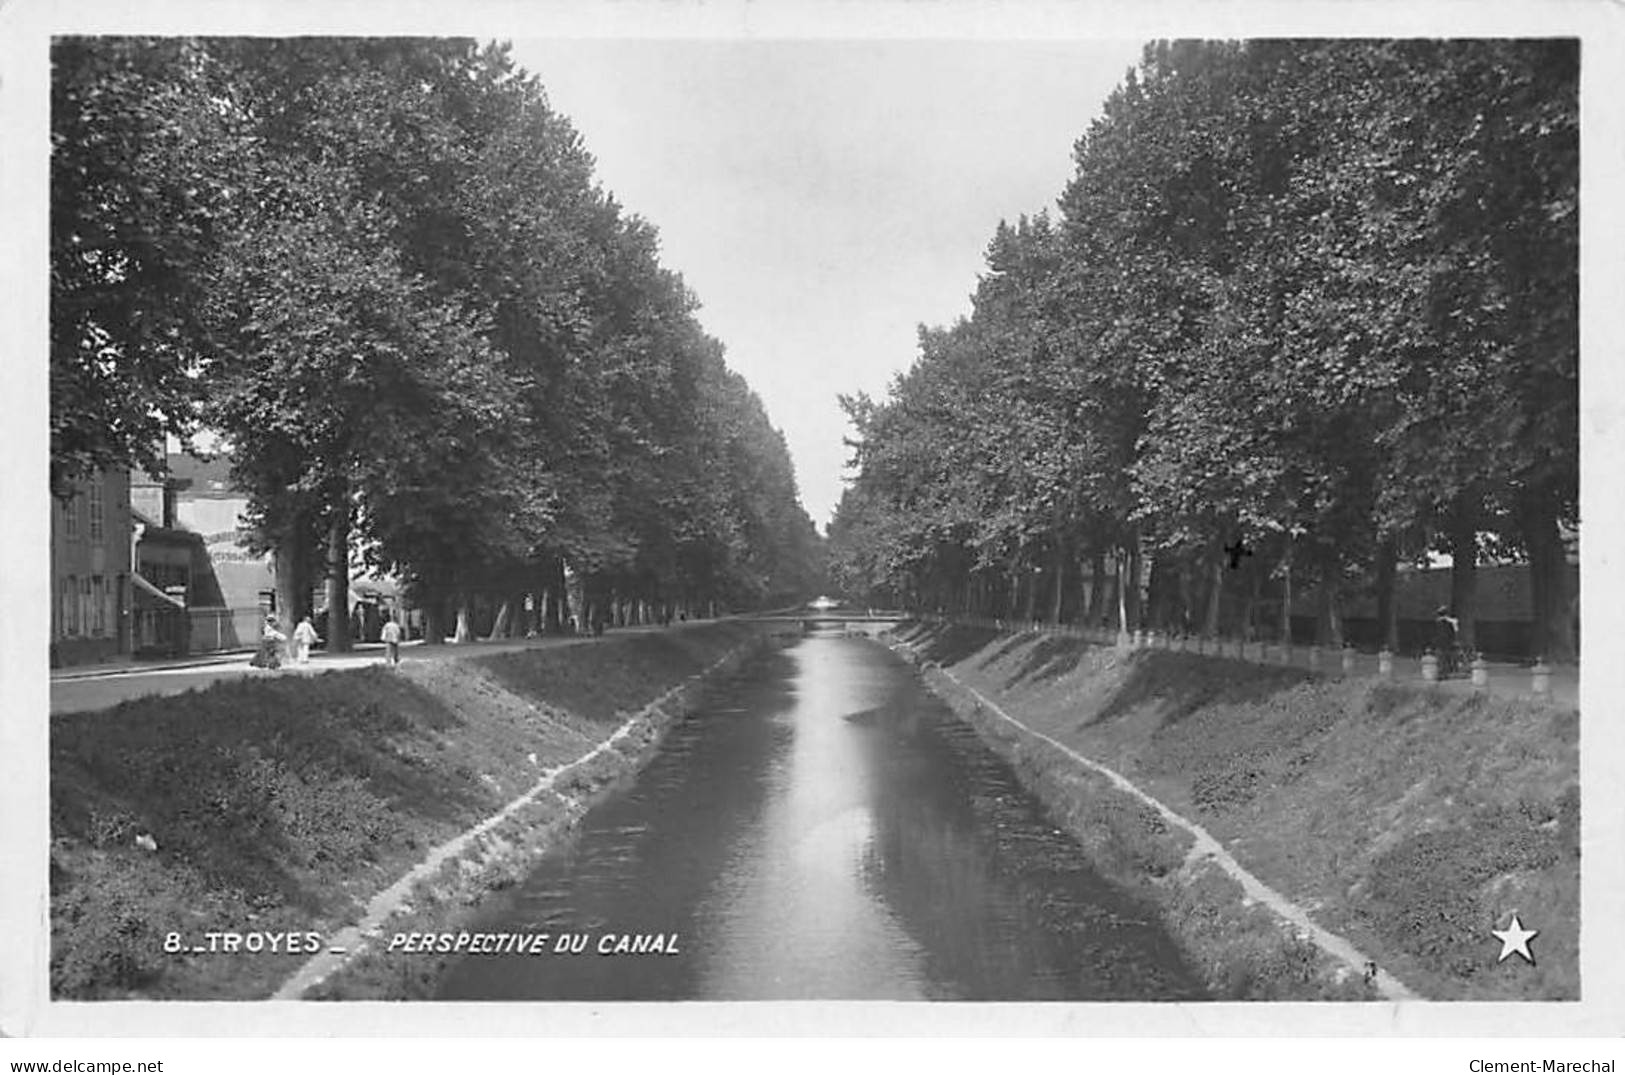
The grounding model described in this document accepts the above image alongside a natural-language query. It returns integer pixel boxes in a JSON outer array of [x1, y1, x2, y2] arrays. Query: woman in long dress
[[251, 614, 286, 669], [292, 615, 321, 665]]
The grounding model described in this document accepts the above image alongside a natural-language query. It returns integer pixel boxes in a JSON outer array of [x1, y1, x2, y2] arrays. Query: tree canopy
[[830, 39, 1577, 659], [52, 37, 826, 641]]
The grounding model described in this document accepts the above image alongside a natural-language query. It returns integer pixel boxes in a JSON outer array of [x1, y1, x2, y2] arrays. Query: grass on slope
[[904, 623, 1579, 1001], [48, 623, 758, 1000]]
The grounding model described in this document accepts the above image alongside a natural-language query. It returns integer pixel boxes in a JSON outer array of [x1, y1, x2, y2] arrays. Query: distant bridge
[[746, 608, 911, 628]]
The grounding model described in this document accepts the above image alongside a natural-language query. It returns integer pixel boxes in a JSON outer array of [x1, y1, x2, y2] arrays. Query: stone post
[[1421, 651, 1439, 683], [1378, 649, 1393, 680], [1341, 645, 1355, 676], [1531, 659, 1551, 697], [1470, 656, 1489, 690]]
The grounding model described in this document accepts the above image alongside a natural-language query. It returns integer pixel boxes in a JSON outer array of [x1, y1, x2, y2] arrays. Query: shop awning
[[132, 572, 186, 609]]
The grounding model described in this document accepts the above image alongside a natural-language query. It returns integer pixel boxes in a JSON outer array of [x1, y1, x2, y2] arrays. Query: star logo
[[1491, 914, 1538, 964]]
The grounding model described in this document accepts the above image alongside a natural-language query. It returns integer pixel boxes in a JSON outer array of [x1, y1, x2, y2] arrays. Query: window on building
[[92, 576, 107, 636], [60, 576, 74, 637], [88, 481, 104, 543], [64, 495, 80, 541], [80, 577, 92, 640]]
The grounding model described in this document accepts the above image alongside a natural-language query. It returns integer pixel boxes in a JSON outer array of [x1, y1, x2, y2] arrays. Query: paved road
[[49, 631, 640, 716]]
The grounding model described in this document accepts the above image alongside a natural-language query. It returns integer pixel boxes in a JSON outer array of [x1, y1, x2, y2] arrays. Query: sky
[[507, 39, 1144, 530]]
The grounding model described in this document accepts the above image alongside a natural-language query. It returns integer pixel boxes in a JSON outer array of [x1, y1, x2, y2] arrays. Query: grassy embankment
[[892, 622, 1578, 1002], [49, 622, 767, 1000]]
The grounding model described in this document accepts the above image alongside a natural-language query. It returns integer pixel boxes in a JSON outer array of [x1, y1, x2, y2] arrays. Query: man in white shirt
[[381, 617, 403, 667]]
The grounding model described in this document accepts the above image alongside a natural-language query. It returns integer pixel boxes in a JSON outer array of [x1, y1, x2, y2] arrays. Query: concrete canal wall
[[890, 621, 1579, 1001], [48, 622, 772, 1001]]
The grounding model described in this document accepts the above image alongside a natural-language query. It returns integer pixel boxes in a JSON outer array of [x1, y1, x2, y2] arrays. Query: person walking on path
[[292, 615, 321, 666], [251, 615, 286, 670], [380, 616, 403, 668], [1434, 606, 1464, 677]]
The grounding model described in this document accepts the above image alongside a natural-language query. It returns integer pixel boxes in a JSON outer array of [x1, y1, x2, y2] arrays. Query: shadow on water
[[435, 650, 800, 1000], [437, 636, 1207, 1001], [850, 648, 1209, 1000]]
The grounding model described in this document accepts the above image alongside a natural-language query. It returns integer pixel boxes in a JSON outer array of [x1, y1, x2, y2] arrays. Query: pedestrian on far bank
[[293, 615, 321, 666], [381, 617, 403, 668], [1434, 605, 1462, 677]]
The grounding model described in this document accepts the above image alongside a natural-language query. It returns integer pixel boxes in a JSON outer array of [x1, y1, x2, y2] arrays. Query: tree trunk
[[1278, 550, 1293, 645], [489, 600, 512, 640], [1242, 566, 1260, 641], [1204, 557, 1223, 637], [1116, 550, 1130, 636], [423, 597, 446, 645], [273, 524, 312, 627], [1374, 537, 1398, 651], [1519, 488, 1576, 662], [1449, 495, 1479, 653], [1150, 553, 1176, 633], [1316, 572, 1343, 647], [1051, 545, 1066, 624], [454, 598, 473, 643], [1178, 559, 1195, 635], [1084, 551, 1105, 624], [1125, 539, 1143, 632], [550, 559, 568, 631], [325, 507, 351, 653]]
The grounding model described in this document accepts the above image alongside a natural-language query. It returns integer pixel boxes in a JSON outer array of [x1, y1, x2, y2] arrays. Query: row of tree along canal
[[828, 40, 1577, 663], [53, 38, 826, 646]]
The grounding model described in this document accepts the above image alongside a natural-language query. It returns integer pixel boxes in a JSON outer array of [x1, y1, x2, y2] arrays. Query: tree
[[837, 38, 1576, 661], [50, 38, 244, 492]]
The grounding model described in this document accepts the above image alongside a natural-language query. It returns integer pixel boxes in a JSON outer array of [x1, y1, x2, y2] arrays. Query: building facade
[[129, 454, 275, 656], [50, 469, 132, 667]]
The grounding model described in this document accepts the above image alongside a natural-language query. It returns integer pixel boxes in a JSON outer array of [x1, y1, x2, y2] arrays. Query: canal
[[435, 632, 1207, 1001]]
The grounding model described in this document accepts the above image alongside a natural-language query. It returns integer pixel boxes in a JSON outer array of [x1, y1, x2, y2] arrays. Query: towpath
[[49, 627, 676, 716], [957, 620, 1578, 710], [1206, 643, 1577, 709]]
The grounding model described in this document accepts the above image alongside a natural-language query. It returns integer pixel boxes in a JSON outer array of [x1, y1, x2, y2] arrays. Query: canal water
[[435, 632, 1206, 1001]]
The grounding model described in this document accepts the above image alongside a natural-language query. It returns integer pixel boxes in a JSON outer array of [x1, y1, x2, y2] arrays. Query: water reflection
[[436, 636, 1205, 1001], [698, 639, 926, 998]]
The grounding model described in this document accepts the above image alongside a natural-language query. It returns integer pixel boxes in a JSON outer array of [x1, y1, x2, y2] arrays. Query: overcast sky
[[507, 39, 1144, 529]]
